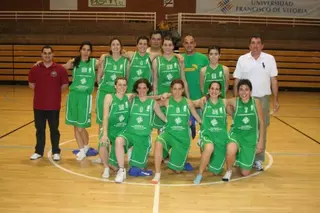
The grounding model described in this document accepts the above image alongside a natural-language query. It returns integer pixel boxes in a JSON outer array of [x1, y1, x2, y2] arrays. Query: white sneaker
[[53, 154, 61, 161], [76, 150, 86, 161], [91, 158, 102, 164], [30, 153, 42, 160], [102, 168, 110, 179], [84, 145, 90, 154], [222, 170, 232, 182], [254, 161, 264, 171], [115, 168, 126, 183]]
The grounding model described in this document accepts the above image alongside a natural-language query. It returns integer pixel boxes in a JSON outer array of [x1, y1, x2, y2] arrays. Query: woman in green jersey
[[99, 77, 131, 179], [152, 37, 189, 130], [151, 79, 202, 184], [113, 78, 167, 183], [200, 46, 229, 98], [193, 81, 231, 184], [96, 38, 130, 146], [222, 79, 264, 181], [64, 41, 100, 161]]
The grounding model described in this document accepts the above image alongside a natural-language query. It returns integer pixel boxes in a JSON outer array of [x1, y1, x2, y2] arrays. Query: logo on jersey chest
[[51, 71, 57, 77]]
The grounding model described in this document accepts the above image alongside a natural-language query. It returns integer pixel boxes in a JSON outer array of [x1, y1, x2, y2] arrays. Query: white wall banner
[[196, 0, 320, 18], [89, 0, 126, 8]]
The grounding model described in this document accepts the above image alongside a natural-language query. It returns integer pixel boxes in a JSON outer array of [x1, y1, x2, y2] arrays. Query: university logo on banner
[[89, 0, 126, 8], [196, 0, 320, 18]]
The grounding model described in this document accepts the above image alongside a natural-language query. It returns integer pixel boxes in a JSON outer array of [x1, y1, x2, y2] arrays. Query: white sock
[[152, 173, 161, 181], [80, 148, 85, 154], [84, 145, 89, 153]]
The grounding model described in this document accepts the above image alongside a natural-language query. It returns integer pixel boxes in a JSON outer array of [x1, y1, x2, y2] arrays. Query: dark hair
[[132, 78, 152, 94], [114, 77, 127, 85], [170, 79, 184, 88], [109, 38, 122, 55], [162, 36, 174, 45], [249, 35, 263, 44], [183, 35, 195, 42], [136, 36, 149, 44], [170, 79, 185, 96], [208, 46, 221, 55], [41, 45, 53, 52], [237, 79, 253, 92], [73, 41, 93, 68], [150, 30, 163, 39], [206, 81, 222, 99]]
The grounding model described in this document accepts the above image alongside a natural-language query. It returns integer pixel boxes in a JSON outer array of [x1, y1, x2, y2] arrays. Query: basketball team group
[[28, 31, 280, 184]]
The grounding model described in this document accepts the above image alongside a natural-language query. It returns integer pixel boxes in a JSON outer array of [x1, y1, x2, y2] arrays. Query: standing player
[[151, 80, 202, 184], [113, 78, 167, 183], [65, 41, 100, 161], [200, 46, 229, 98], [152, 36, 189, 130], [96, 38, 129, 148], [193, 81, 230, 184], [222, 79, 264, 181]]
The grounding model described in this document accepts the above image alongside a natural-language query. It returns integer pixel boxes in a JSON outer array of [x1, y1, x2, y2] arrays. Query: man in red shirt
[[28, 45, 69, 161]]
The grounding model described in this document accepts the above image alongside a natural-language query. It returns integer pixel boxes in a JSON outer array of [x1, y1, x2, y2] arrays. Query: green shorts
[[156, 131, 191, 171], [152, 106, 166, 129], [96, 90, 108, 125], [228, 132, 256, 170], [65, 91, 92, 128], [199, 130, 229, 174], [118, 130, 151, 169]]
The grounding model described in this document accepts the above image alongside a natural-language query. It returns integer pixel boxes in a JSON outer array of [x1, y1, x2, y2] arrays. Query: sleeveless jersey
[[108, 94, 130, 133], [203, 64, 226, 98], [163, 97, 190, 137], [127, 52, 152, 93], [200, 98, 227, 135], [125, 97, 155, 136], [69, 58, 96, 94], [98, 56, 128, 93], [156, 56, 181, 95], [230, 97, 259, 144]]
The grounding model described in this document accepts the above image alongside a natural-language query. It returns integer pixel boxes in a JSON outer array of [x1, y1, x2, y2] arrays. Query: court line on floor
[[153, 183, 160, 213], [0, 120, 34, 140], [274, 116, 320, 145], [47, 136, 274, 187]]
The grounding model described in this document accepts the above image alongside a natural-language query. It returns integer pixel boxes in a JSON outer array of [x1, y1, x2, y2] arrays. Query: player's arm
[[63, 58, 74, 70], [154, 101, 167, 123], [187, 99, 202, 124], [152, 57, 158, 95], [97, 55, 105, 84], [179, 62, 190, 98], [226, 98, 236, 116], [199, 66, 206, 95], [193, 96, 206, 109], [101, 94, 113, 143], [223, 65, 230, 96]]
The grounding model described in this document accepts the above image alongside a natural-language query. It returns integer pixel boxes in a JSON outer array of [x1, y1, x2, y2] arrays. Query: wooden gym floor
[[0, 85, 319, 213]]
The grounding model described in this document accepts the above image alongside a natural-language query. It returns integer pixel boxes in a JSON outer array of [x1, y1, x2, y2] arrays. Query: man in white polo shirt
[[233, 35, 280, 171]]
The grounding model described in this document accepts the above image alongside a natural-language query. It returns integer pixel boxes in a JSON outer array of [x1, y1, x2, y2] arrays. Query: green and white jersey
[[108, 94, 130, 134], [99, 56, 128, 93], [127, 52, 152, 93], [156, 55, 181, 95], [200, 98, 227, 134], [69, 58, 96, 94], [125, 97, 155, 136], [230, 97, 259, 144], [163, 97, 190, 136], [203, 64, 226, 98]]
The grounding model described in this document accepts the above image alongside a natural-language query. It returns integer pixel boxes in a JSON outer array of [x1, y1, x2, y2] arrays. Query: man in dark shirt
[[28, 45, 69, 161]]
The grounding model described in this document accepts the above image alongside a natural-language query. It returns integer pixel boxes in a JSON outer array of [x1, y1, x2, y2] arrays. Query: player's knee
[[226, 142, 238, 155], [240, 170, 251, 176], [204, 143, 214, 153], [115, 137, 124, 146]]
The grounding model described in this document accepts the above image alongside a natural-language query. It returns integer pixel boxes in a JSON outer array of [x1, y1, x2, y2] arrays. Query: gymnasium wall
[[0, 0, 196, 20]]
